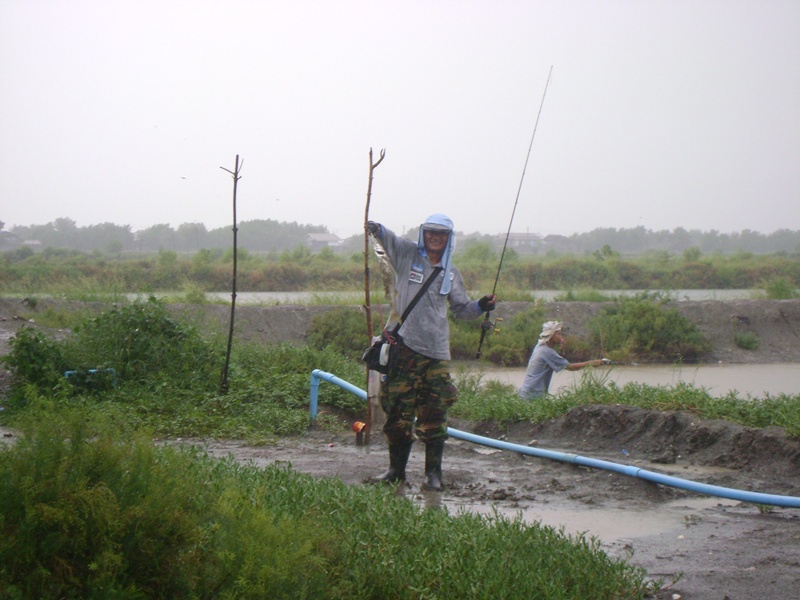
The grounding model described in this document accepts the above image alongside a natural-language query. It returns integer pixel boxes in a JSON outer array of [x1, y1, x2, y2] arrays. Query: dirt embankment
[[2, 297, 800, 365], [184, 297, 800, 364]]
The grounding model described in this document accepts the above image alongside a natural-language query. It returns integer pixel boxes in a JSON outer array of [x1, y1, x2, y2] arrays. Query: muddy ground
[[1, 297, 799, 599]]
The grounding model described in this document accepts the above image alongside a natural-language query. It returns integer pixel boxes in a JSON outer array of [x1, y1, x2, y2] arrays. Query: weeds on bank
[[0, 407, 657, 599], [452, 372, 800, 439], [308, 293, 711, 367], [2, 295, 797, 597], [0, 297, 364, 440]]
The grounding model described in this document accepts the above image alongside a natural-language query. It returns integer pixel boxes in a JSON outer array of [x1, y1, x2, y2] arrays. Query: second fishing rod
[[476, 66, 554, 359]]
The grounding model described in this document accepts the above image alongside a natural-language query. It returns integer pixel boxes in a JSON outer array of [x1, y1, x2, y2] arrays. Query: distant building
[[306, 233, 341, 251], [496, 231, 543, 252], [541, 234, 576, 253]]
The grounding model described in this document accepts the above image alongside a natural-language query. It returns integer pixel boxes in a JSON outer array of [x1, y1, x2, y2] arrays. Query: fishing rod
[[476, 66, 553, 359]]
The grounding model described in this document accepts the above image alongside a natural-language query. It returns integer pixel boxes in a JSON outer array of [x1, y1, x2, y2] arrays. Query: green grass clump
[[734, 332, 760, 350], [553, 289, 616, 302], [0, 407, 658, 599]]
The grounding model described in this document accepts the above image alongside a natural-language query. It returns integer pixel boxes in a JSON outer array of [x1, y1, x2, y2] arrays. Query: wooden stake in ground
[[219, 155, 242, 395], [363, 148, 385, 444]]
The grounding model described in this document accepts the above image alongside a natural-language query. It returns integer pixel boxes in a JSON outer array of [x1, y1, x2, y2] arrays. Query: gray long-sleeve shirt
[[376, 225, 481, 360]]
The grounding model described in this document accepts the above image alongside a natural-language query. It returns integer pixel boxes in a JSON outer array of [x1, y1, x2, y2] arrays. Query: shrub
[[67, 296, 220, 389], [734, 332, 760, 350], [1, 326, 69, 402], [763, 276, 798, 299], [0, 408, 338, 598], [587, 292, 711, 362]]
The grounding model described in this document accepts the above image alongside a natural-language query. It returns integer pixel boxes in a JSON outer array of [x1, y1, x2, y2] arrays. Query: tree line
[[2, 217, 799, 256]]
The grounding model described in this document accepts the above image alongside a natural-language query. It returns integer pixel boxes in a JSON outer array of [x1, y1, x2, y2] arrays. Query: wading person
[[367, 214, 495, 491], [518, 321, 608, 400]]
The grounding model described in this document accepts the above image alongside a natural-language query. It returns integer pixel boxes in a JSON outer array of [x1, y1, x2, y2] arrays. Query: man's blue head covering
[[418, 213, 455, 295]]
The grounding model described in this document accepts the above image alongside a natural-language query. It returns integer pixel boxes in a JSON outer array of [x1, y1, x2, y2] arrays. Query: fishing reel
[[480, 316, 503, 333]]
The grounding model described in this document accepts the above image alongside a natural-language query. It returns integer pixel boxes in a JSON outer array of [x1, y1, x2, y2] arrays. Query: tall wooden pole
[[363, 148, 385, 444], [219, 155, 242, 395]]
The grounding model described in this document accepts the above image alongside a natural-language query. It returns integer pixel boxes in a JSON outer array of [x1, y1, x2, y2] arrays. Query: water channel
[[465, 362, 800, 398]]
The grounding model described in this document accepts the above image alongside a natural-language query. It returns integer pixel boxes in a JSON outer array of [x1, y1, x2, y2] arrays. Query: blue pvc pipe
[[310, 369, 366, 419], [309, 370, 800, 508]]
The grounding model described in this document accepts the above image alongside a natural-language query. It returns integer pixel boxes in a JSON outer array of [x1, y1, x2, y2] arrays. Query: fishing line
[[492, 65, 553, 295], [477, 66, 553, 358]]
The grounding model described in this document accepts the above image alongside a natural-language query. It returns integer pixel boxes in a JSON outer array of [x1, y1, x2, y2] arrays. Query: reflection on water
[[464, 363, 800, 398]]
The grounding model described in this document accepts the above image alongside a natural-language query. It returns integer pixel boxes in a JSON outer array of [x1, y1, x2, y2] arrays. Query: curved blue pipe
[[309, 370, 800, 508]]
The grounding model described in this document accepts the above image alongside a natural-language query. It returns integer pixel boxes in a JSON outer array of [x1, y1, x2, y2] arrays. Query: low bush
[[587, 292, 711, 363], [734, 332, 760, 350], [762, 276, 799, 299], [1, 299, 365, 439]]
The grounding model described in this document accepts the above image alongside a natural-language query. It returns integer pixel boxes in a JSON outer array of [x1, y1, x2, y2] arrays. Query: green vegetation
[[308, 295, 710, 367], [586, 292, 712, 363], [5, 218, 800, 256], [762, 276, 799, 299], [2, 297, 799, 596], [451, 373, 800, 439], [1, 298, 364, 440], [0, 407, 657, 599], [2, 241, 799, 298], [0, 299, 667, 598], [734, 332, 760, 351]]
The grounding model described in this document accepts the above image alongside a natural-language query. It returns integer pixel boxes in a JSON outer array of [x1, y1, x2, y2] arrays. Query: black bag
[[361, 332, 400, 374], [362, 267, 442, 373]]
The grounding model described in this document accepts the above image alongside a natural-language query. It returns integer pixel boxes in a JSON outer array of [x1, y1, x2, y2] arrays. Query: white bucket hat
[[538, 321, 563, 345], [418, 213, 455, 295]]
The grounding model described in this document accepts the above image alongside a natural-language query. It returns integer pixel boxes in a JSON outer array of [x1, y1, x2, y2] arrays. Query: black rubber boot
[[422, 439, 445, 492], [371, 439, 413, 484]]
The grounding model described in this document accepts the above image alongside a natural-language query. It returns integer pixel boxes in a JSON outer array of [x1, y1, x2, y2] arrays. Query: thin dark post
[[219, 155, 242, 394], [363, 147, 385, 443]]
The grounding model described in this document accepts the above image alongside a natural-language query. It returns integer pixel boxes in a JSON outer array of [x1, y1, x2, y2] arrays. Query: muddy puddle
[[429, 493, 740, 542]]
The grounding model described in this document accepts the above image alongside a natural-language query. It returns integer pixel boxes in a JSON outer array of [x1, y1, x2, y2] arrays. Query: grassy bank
[[2, 298, 799, 597], [0, 407, 657, 599], [2, 246, 798, 298]]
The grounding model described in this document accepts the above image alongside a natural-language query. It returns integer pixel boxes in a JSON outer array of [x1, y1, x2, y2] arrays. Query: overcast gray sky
[[1, 1, 798, 239]]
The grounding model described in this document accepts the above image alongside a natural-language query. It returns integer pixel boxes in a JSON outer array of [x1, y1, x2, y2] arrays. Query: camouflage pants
[[380, 343, 457, 445]]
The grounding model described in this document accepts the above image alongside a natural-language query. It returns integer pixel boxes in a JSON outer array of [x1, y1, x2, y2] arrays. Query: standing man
[[518, 321, 608, 400], [367, 214, 496, 491]]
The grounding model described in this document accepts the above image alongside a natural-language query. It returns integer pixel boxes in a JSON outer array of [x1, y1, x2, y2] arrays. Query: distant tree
[[460, 241, 497, 264], [175, 222, 209, 252], [84, 222, 134, 252], [683, 246, 702, 262], [136, 224, 176, 252]]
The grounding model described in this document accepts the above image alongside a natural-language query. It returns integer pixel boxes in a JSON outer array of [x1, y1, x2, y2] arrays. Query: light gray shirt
[[377, 225, 481, 360], [518, 344, 570, 399]]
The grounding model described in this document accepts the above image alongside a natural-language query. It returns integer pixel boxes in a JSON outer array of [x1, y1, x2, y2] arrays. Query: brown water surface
[[474, 362, 800, 397]]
